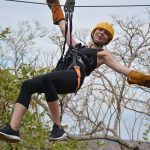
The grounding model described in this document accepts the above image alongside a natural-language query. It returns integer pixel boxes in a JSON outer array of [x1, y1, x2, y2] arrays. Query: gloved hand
[[127, 70, 150, 88], [47, 0, 65, 25]]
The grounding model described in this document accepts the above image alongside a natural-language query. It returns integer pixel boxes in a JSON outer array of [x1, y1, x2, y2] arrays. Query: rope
[[3, 0, 150, 7]]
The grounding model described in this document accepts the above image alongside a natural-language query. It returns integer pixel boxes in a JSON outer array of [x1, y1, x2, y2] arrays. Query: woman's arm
[[47, 0, 78, 47], [97, 49, 150, 88], [97, 49, 131, 76], [58, 20, 78, 47]]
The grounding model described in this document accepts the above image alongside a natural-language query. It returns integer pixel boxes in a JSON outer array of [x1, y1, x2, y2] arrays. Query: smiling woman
[[91, 22, 114, 45], [0, 0, 150, 144]]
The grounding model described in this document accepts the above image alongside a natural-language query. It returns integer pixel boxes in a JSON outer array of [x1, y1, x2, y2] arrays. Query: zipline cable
[[3, 0, 150, 7]]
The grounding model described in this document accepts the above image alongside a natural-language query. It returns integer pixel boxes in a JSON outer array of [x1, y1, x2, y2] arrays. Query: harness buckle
[[64, 0, 75, 13]]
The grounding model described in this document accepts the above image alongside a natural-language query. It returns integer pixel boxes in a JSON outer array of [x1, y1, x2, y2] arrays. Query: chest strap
[[66, 49, 83, 94]]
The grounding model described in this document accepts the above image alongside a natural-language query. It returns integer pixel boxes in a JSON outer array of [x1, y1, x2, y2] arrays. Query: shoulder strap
[[74, 43, 103, 55], [61, 12, 68, 58], [78, 45, 103, 55]]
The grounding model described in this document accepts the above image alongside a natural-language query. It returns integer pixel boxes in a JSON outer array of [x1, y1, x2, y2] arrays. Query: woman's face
[[92, 28, 110, 45]]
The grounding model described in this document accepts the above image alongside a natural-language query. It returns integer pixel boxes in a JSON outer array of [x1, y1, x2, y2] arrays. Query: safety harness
[[54, 0, 103, 93], [53, 0, 81, 93]]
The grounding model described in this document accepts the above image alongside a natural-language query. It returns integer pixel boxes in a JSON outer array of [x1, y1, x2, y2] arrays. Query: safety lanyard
[[61, 0, 75, 59]]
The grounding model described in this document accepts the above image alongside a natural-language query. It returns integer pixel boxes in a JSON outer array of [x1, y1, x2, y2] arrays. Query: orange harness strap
[[74, 66, 81, 94]]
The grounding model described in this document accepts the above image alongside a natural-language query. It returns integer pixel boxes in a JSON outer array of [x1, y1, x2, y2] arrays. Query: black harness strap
[[54, 0, 75, 71], [78, 46, 103, 54], [62, 12, 68, 57], [61, 0, 75, 60], [63, 0, 81, 93], [64, 0, 74, 53]]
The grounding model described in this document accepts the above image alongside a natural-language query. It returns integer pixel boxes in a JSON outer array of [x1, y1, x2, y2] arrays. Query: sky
[[1, 0, 149, 54], [0, 0, 150, 140], [0, 0, 149, 30]]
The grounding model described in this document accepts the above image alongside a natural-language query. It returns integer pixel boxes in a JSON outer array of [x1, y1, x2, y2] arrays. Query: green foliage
[[17, 64, 52, 81], [0, 65, 78, 149], [0, 27, 10, 51], [0, 27, 10, 39], [0, 69, 19, 126], [19, 110, 49, 149], [96, 140, 105, 148], [51, 140, 86, 150], [142, 122, 150, 142], [0, 66, 50, 149], [17, 64, 35, 80]]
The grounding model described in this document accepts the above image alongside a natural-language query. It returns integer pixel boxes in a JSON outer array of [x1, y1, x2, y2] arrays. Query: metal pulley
[[64, 0, 75, 12]]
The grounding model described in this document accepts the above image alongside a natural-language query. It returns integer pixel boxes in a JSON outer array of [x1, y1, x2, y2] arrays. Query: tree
[[0, 21, 48, 75], [62, 14, 150, 149], [0, 27, 10, 39], [0, 12, 150, 149]]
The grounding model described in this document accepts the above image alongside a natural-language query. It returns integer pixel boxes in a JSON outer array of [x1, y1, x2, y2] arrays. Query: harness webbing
[[63, 0, 81, 94], [57, 0, 81, 93], [56, 1, 104, 93], [61, 0, 74, 59], [61, 12, 68, 59]]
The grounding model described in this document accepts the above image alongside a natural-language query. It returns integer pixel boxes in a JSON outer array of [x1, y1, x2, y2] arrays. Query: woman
[[0, 0, 149, 143]]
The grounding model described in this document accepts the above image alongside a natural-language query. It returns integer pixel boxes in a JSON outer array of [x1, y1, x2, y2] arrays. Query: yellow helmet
[[92, 22, 114, 41]]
